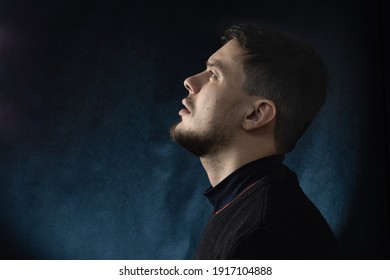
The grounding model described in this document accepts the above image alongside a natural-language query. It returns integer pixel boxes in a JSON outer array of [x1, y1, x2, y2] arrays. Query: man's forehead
[[208, 39, 244, 66]]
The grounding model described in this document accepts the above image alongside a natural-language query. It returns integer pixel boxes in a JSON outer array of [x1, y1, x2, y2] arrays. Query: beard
[[169, 120, 232, 158]]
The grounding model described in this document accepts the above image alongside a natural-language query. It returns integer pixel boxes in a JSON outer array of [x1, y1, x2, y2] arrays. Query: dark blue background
[[0, 0, 388, 259]]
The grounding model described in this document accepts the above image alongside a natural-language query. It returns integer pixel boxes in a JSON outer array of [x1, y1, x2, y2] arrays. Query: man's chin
[[171, 119, 190, 132], [170, 126, 211, 157], [169, 122, 182, 141]]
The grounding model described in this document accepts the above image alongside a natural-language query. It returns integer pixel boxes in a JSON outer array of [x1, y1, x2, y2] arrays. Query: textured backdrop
[[0, 0, 388, 259]]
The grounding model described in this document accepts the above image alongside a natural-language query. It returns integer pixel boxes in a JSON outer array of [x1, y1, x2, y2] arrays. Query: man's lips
[[179, 98, 191, 116], [179, 108, 190, 116]]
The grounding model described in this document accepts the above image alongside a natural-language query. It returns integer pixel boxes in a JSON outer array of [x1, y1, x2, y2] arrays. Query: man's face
[[170, 39, 251, 157]]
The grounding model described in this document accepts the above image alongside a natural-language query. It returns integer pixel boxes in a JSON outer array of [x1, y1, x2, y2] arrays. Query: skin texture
[[171, 39, 278, 186]]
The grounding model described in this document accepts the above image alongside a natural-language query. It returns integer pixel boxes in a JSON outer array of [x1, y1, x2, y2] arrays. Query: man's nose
[[183, 73, 204, 94]]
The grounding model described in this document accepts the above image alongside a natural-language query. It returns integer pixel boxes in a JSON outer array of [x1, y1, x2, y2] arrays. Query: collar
[[204, 154, 285, 215]]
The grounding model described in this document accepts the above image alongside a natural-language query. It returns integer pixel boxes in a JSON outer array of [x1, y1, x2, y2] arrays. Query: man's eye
[[209, 71, 217, 80]]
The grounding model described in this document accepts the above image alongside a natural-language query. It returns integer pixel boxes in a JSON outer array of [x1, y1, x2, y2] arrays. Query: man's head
[[170, 23, 327, 156], [222, 23, 328, 153]]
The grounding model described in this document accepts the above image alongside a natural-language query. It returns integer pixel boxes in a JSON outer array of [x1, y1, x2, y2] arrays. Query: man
[[170, 23, 339, 259]]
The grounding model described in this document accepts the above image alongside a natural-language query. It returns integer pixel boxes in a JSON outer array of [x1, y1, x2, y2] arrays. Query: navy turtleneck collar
[[204, 154, 285, 215]]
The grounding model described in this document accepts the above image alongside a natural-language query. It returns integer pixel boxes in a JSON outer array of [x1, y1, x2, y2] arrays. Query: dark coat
[[195, 164, 340, 259]]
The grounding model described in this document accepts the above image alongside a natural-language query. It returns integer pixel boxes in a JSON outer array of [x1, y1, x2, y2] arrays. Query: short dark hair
[[222, 23, 327, 153]]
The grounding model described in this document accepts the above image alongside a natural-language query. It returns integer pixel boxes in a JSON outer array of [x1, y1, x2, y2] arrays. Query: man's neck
[[200, 148, 278, 187]]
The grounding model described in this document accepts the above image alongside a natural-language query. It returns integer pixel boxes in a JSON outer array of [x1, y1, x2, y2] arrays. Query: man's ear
[[242, 99, 276, 131]]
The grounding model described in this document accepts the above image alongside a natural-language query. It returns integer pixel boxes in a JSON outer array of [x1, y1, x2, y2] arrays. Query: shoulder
[[228, 165, 340, 259], [228, 225, 339, 259]]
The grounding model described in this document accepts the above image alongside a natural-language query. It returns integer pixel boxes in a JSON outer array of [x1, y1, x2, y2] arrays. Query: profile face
[[170, 39, 254, 157]]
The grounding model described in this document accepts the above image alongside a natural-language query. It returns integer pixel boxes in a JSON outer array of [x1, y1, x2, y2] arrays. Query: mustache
[[185, 97, 195, 112]]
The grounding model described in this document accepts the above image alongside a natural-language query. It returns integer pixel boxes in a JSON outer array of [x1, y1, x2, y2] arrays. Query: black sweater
[[195, 162, 340, 259]]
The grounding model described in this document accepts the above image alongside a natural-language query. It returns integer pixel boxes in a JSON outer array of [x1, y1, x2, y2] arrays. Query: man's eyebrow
[[206, 59, 224, 70]]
